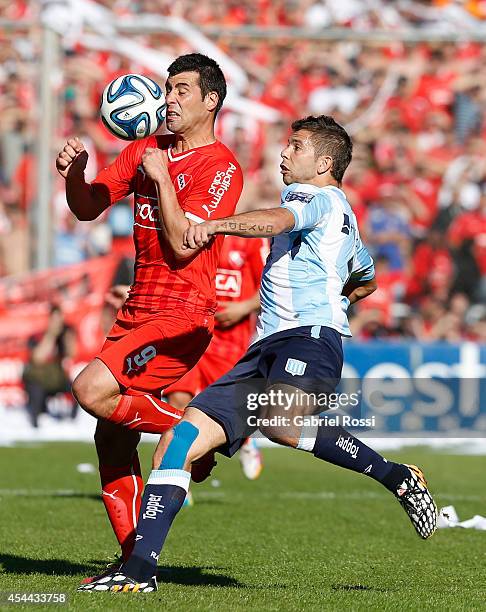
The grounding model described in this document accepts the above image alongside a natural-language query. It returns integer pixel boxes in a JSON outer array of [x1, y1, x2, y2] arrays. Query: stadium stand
[[0, 0, 485, 346]]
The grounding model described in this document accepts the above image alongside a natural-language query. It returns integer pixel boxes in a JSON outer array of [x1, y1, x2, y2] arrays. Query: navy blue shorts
[[190, 325, 343, 457]]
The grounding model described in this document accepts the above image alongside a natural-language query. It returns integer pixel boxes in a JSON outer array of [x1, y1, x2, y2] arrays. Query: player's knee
[[72, 371, 111, 418], [152, 421, 199, 471], [259, 423, 291, 447], [166, 392, 192, 411]]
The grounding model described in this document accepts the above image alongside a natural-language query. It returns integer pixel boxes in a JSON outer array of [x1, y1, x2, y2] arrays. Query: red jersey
[[214, 235, 269, 352], [92, 134, 243, 312], [164, 236, 268, 397]]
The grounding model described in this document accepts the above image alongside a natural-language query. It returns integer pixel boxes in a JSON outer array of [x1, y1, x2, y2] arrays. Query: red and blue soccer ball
[[100, 74, 166, 140]]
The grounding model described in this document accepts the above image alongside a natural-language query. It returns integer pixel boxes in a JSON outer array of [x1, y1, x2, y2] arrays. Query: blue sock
[[122, 421, 198, 582], [122, 469, 189, 581], [304, 424, 408, 493]]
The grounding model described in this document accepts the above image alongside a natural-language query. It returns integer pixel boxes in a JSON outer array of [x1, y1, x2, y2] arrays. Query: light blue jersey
[[256, 183, 375, 340]]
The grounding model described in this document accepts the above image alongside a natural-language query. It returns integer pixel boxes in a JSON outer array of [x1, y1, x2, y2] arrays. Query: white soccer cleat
[[239, 438, 263, 480], [395, 464, 437, 539]]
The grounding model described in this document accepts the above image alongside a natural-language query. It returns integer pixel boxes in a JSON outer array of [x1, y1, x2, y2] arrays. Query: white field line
[[0, 488, 483, 503]]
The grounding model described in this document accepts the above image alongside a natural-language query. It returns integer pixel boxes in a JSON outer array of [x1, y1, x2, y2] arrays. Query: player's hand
[[56, 137, 88, 179], [183, 222, 216, 249], [105, 284, 130, 310], [215, 300, 251, 328], [141, 147, 169, 183]]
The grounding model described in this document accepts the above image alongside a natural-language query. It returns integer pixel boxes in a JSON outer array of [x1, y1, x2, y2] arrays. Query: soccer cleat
[[191, 450, 217, 483], [80, 558, 122, 585], [239, 437, 263, 480], [77, 571, 157, 593], [395, 464, 437, 539]]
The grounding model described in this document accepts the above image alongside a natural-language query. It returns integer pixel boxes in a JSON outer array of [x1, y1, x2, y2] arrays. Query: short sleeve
[[281, 184, 332, 232], [351, 230, 375, 281], [91, 139, 147, 204], [183, 158, 243, 223]]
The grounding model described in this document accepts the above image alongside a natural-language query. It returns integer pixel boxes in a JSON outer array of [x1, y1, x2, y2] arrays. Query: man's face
[[280, 130, 320, 185], [164, 71, 211, 133]]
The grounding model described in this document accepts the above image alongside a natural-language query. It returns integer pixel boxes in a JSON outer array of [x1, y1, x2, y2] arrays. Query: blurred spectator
[[367, 184, 412, 270], [22, 305, 76, 427]]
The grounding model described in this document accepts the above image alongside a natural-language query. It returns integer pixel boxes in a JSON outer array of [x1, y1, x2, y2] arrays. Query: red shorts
[[97, 305, 213, 394], [164, 333, 246, 397]]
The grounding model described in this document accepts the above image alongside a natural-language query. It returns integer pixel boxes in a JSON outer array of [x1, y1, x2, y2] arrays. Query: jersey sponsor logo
[[335, 435, 359, 459], [285, 358, 307, 376], [284, 191, 315, 204], [174, 173, 192, 193], [215, 269, 242, 297], [135, 196, 160, 229], [202, 162, 237, 217]]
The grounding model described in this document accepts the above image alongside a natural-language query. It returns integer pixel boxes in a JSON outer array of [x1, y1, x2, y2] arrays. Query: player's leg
[[79, 343, 263, 592], [72, 309, 212, 432], [79, 408, 226, 592], [95, 420, 143, 562], [72, 358, 185, 432], [197, 347, 263, 480], [76, 311, 210, 583], [164, 367, 201, 505], [258, 328, 437, 539], [165, 391, 193, 410]]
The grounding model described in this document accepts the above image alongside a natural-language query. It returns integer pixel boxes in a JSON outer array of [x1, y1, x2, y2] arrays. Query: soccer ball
[[100, 74, 166, 140]]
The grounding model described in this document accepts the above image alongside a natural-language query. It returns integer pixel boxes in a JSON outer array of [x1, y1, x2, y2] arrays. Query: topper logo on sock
[[285, 358, 307, 376], [142, 493, 165, 520], [336, 435, 359, 459]]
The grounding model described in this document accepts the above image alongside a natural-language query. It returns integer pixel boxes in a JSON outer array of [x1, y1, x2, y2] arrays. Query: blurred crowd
[[61, 0, 486, 29], [0, 0, 485, 342]]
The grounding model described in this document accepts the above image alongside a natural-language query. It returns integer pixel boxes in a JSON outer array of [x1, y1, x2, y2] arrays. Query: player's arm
[[342, 229, 377, 304], [342, 276, 377, 304], [183, 208, 294, 248], [216, 291, 260, 328], [56, 137, 111, 221], [140, 147, 204, 260]]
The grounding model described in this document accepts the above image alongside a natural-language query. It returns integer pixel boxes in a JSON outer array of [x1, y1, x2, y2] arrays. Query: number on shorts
[[134, 345, 157, 367]]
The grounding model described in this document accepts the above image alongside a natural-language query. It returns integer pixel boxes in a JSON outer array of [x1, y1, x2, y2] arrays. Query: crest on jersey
[[285, 191, 315, 204], [228, 251, 244, 268], [174, 173, 192, 192], [285, 358, 307, 376]]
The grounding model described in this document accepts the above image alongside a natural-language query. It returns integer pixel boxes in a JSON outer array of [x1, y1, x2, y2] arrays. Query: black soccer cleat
[[80, 557, 122, 585], [77, 571, 157, 593], [395, 464, 437, 539]]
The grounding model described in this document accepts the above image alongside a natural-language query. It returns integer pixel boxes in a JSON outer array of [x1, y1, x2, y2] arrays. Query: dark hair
[[291, 115, 353, 183], [167, 53, 227, 115]]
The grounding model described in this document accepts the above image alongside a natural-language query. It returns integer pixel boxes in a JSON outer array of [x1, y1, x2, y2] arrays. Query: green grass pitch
[[0, 442, 485, 611]]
